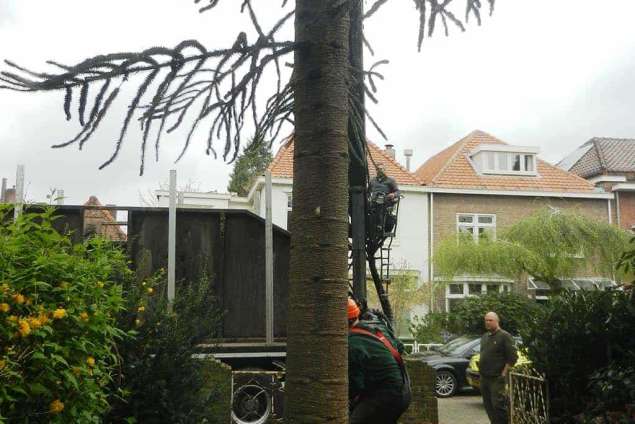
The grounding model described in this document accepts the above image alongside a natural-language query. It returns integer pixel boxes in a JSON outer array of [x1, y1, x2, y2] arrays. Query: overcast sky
[[2, 0, 635, 205]]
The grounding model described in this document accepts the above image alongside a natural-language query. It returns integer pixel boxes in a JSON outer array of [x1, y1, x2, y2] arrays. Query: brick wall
[[617, 191, 635, 232], [400, 359, 439, 424], [431, 194, 610, 309]]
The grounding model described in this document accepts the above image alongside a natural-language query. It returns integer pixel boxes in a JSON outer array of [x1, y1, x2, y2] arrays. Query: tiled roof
[[268, 137, 421, 185], [560, 137, 635, 178], [414, 130, 596, 193]]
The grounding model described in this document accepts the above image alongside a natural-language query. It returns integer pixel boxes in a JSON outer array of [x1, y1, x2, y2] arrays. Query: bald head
[[484, 311, 500, 332]]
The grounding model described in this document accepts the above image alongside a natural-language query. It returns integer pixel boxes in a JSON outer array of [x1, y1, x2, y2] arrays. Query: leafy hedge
[[411, 292, 542, 342], [0, 207, 128, 422], [520, 290, 635, 422], [106, 271, 224, 423]]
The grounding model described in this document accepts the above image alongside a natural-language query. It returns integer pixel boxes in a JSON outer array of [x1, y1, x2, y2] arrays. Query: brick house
[[251, 137, 430, 288], [83, 196, 127, 241], [558, 137, 635, 232], [415, 130, 613, 312]]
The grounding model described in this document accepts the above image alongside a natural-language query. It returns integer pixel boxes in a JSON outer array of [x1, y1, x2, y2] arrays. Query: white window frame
[[445, 282, 511, 312], [456, 213, 496, 242], [469, 150, 538, 176]]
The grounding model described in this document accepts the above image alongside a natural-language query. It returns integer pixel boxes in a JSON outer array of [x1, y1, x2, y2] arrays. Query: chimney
[[384, 144, 395, 160], [404, 149, 414, 171], [1, 178, 6, 203]]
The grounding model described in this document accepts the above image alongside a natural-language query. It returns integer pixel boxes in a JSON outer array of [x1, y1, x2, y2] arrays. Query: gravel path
[[438, 393, 489, 424]]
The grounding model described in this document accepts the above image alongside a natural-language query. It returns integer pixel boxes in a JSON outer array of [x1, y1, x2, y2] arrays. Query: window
[[470, 148, 538, 176], [286, 192, 293, 210], [457, 213, 496, 242], [446, 281, 512, 312]]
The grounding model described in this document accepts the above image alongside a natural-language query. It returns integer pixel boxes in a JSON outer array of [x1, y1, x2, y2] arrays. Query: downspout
[[616, 191, 621, 228], [428, 192, 434, 313], [608, 198, 612, 224]]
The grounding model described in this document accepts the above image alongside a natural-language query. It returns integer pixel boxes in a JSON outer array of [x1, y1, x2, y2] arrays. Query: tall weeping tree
[[1, 0, 497, 421], [434, 208, 631, 292]]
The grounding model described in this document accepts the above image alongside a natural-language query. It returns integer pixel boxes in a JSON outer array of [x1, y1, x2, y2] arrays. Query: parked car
[[466, 349, 531, 391], [411, 335, 481, 397]]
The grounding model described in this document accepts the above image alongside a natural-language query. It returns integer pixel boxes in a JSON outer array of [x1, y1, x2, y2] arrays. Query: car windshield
[[438, 336, 476, 355]]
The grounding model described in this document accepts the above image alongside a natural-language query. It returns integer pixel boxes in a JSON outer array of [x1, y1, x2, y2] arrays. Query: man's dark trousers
[[350, 388, 410, 424], [481, 375, 508, 424]]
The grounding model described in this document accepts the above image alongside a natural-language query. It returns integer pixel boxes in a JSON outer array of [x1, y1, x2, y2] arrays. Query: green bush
[[520, 290, 635, 422], [410, 312, 452, 343], [106, 271, 224, 423], [0, 207, 128, 422], [585, 364, 635, 422], [448, 292, 542, 336]]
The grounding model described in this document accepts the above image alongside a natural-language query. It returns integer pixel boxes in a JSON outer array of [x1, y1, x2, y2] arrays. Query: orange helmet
[[347, 298, 360, 320]]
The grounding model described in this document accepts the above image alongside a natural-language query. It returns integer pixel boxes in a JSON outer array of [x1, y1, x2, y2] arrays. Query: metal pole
[[57, 189, 65, 206], [168, 169, 176, 312], [349, 0, 367, 303], [265, 171, 274, 344], [14, 165, 24, 221], [1, 178, 6, 203]]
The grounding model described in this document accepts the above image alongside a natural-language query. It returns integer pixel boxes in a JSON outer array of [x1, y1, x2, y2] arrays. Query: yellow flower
[[52, 308, 66, 319], [96, 281, 104, 288], [7, 315, 17, 323], [49, 399, 64, 414], [135, 319, 142, 327], [27, 316, 42, 330], [0, 359, 6, 370], [0, 283, 9, 293], [80, 311, 89, 321], [0, 303, 10, 313], [86, 356, 95, 367], [72, 366, 82, 376], [12, 294, 25, 305], [146, 287, 154, 295], [137, 306, 145, 312], [18, 320, 31, 337], [38, 313, 49, 325]]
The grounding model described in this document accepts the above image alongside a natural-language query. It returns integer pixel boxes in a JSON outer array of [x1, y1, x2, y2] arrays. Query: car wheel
[[435, 370, 458, 398]]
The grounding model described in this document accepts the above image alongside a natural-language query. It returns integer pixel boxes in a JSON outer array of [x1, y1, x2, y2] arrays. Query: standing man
[[480, 311, 518, 424], [347, 298, 411, 423]]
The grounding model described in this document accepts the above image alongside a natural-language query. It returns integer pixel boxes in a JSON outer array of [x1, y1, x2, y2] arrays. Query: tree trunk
[[284, 2, 350, 423]]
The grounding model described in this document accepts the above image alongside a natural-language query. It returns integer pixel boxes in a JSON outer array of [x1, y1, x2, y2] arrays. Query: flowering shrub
[[0, 207, 128, 422]]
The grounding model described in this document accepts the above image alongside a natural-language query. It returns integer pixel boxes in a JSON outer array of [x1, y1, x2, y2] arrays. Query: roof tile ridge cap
[[564, 140, 594, 171], [592, 138, 609, 171], [366, 140, 422, 184], [537, 157, 596, 191], [428, 133, 483, 186]]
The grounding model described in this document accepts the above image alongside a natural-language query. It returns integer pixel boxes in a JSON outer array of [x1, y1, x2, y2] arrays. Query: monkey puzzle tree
[[1, 0, 496, 421]]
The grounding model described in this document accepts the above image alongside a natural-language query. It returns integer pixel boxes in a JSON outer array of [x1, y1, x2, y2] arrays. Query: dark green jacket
[[348, 321, 405, 400], [479, 328, 518, 378]]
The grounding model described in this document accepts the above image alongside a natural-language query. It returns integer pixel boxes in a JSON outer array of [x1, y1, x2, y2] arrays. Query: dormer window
[[470, 144, 539, 176]]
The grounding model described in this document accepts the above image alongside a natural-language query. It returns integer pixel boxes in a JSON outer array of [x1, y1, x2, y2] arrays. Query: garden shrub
[[0, 207, 128, 422], [410, 312, 452, 343], [520, 290, 635, 422], [106, 271, 224, 423], [447, 292, 542, 336]]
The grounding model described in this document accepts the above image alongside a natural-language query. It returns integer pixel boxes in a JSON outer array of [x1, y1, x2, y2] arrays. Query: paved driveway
[[438, 393, 489, 424]]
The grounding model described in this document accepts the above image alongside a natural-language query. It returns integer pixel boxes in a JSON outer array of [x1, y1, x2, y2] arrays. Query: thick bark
[[285, 2, 350, 423]]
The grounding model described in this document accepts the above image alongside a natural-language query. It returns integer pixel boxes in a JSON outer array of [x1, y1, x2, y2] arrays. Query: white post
[[265, 171, 274, 344], [57, 189, 65, 206], [168, 169, 177, 312], [14, 165, 24, 221]]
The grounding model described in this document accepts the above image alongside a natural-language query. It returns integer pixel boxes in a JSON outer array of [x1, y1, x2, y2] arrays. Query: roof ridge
[[267, 134, 294, 173], [592, 138, 609, 171], [430, 130, 504, 185], [366, 141, 422, 185]]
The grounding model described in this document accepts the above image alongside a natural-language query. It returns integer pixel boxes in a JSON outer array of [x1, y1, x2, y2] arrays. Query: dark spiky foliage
[[0, 0, 495, 176]]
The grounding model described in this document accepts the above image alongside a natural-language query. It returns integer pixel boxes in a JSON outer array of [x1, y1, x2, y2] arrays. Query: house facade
[[415, 130, 613, 312], [558, 137, 635, 232], [255, 138, 431, 291]]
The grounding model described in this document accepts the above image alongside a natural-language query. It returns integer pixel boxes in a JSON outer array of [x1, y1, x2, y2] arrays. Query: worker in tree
[[368, 162, 400, 238], [348, 298, 411, 423]]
